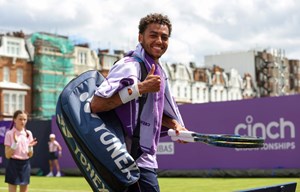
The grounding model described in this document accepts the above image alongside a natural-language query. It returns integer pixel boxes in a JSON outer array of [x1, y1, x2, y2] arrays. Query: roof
[[0, 81, 30, 90]]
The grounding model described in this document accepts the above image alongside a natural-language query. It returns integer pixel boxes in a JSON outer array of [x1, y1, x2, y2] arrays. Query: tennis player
[[91, 13, 188, 192]]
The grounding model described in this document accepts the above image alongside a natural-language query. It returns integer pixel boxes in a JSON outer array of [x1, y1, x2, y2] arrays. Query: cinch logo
[[234, 115, 296, 139]]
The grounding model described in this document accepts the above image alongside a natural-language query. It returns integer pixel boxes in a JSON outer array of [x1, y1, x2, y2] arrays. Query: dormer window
[[7, 41, 20, 56]]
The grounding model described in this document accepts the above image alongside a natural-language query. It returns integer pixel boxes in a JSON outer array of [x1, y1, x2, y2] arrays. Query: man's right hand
[[138, 64, 161, 94]]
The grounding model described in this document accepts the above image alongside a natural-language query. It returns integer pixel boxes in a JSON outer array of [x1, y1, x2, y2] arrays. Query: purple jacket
[[94, 44, 184, 168]]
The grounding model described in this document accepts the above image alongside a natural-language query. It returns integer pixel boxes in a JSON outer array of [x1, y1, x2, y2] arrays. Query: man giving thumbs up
[[91, 13, 188, 192]]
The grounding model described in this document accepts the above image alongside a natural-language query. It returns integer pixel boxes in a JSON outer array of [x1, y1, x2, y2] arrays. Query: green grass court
[[0, 176, 299, 192]]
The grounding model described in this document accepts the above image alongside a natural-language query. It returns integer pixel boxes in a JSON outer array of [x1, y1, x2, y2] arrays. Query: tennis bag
[[56, 70, 140, 192]]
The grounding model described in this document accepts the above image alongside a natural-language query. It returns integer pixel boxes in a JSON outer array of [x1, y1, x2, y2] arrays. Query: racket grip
[[168, 129, 195, 137], [171, 136, 195, 143]]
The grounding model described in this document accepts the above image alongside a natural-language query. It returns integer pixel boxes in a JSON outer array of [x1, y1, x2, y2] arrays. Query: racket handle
[[170, 136, 195, 143], [168, 129, 195, 137]]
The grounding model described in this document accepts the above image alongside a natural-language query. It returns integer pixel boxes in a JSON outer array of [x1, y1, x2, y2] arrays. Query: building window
[[178, 68, 184, 79], [3, 91, 26, 115], [3, 67, 10, 82], [214, 90, 217, 101], [103, 56, 118, 69], [4, 94, 9, 113], [43, 47, 60, 53], [18, 94, 25, 110], [11, 94, 17, 112], [78, 52, 87, 65], [17, 68, 23, 84], [7, 41, 20, 56]]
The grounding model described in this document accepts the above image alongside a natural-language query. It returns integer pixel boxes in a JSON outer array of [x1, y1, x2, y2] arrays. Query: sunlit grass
[[0, 175, 299, 192]]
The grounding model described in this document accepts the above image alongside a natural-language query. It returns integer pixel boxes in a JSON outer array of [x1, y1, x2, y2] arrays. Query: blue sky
[[1, 0, 299, 66]]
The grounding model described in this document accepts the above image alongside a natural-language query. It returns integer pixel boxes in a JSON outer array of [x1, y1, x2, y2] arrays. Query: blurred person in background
[[46, 133, 62, 177]]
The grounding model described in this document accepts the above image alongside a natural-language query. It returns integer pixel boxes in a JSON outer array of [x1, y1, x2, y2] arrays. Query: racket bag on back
[[56, 70, 140, 192]]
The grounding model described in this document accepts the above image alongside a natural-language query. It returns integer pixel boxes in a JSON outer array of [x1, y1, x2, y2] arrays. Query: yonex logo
[[56, 98, 106, 190], [79, 92, 99, 118], [234, 115, 295, 140], [79, 92, 138, 180]]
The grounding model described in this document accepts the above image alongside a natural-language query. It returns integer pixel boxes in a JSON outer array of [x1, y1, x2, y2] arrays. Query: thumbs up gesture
[[138, 64, 161, 94]]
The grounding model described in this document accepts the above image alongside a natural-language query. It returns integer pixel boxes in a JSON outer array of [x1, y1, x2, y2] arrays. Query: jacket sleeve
[[94, 58, 141, 98]]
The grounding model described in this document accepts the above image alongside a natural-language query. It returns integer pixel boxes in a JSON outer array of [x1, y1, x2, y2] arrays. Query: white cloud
[[0, 0, 299, 64]]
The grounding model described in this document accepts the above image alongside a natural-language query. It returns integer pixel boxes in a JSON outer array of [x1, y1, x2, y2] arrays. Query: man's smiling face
[[138, 23, 170, 63]]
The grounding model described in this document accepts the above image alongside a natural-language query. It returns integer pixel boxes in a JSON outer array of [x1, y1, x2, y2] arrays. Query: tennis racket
[[168, 129, 264, 148]]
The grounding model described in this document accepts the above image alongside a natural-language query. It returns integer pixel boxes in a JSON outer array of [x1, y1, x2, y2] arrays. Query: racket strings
[[168, 130, 265, 148], [195, 136, 265, 148]]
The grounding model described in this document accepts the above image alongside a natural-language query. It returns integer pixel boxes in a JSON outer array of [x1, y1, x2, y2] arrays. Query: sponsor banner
[[0, 121, 11, 166], [157, 142, 174, 155], [157, 95, 300, 169], [0, 121, 11, 144]]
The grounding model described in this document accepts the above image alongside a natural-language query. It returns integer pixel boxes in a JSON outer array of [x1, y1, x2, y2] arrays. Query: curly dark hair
[[138, 13, 172, 36]]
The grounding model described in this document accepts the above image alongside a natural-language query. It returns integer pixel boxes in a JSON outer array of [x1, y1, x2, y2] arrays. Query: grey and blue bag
[[56, 70, 140, 192]]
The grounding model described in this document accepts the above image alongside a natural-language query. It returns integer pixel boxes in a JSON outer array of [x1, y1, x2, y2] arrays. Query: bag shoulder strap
[[131, 57, 148, 160]]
